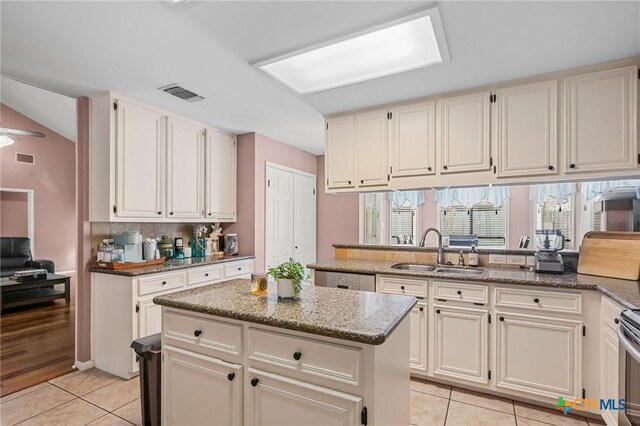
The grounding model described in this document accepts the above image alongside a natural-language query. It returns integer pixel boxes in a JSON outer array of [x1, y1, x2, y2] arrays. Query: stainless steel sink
[[390, 263, 437, 272], [434, 267, 483, 275]]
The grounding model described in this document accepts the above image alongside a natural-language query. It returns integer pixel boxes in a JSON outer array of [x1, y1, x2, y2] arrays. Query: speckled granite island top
[[89, 255, 255, 277], [308, 258, 640, 309], [153, 279, 417, 345]]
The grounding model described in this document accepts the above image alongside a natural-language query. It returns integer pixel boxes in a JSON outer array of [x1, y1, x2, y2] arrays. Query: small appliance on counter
[[114, 231, 143, 262], [534, 229, 565, 274]]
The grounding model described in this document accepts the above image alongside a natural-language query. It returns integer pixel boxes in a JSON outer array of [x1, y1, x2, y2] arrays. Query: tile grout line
[[442, 387, 452, 425], [10, 387, 79, 426], [108, 411, 136, 426]]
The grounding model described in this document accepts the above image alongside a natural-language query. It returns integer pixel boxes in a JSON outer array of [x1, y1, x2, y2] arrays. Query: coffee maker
[[114, 231, 143, 262], [534, 230, 565, 274]]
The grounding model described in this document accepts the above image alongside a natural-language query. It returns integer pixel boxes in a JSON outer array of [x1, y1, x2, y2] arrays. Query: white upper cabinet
[[115, 100, 165, 218], [356, 109, 389, 187], [205, 129, 236, 222], [166, 118, 205, 219], [565, 65, 638, 172], [325, 115, 356, 189], [439, 91, 491, 174], [389, 102, 436, 178], [496, 80, 558, 177]]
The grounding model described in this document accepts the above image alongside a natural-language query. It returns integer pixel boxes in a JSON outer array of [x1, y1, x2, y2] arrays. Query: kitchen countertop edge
[[89, 255, 256, 277]]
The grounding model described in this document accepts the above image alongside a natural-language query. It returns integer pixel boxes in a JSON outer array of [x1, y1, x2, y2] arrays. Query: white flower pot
[[277, 278, 296, 299]]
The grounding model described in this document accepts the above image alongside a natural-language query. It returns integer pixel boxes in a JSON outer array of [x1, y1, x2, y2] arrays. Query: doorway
[[265, 163, 316, 275]]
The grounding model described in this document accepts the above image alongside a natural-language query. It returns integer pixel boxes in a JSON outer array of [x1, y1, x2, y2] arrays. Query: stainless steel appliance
[[618, 309, 640, 426], [534, 229, 565, 274], [593, 195, 640, 232], [114, 231, 143, 262], [314, 271, 375, 292]]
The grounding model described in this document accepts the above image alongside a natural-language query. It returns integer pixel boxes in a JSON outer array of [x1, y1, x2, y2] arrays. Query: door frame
[[0, 187, 35, 255], [264, 162, 317, 271]]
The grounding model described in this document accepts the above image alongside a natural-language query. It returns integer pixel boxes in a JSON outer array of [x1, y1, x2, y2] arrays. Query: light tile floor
[[0, 369, 607, 426]]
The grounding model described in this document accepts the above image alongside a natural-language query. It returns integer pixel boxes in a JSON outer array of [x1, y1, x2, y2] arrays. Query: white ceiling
[[1, 1, 639, 155]]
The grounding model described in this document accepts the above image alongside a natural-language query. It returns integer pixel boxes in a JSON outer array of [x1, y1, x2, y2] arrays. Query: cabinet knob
[[443, 165, 448, 170], [251, 378, 259, 387], [170, 212, 174, 216], [360, 180, 364, 184], [457, 290, 462, 295], [427, 166, 432, 171], [548, 165, 554, 171], [293, 351, 302, 361], [238, 267, 242, 271], [615, 318, 620, 324], [227, 373, 235, 381], [194, 329, 202, 337], [161, 281, 167, 285], [157, 211, 162, 215], [499, 316, 504, 321], [208, 213, 212, 216], [436, 309, 441, 314], [419, 307, 424, 312], [400, 285, 405, 291], [533, 298, 540, 303], [569, 163, 576, 169], [205, 273, 209, 277], [348, 180, 352, 185]]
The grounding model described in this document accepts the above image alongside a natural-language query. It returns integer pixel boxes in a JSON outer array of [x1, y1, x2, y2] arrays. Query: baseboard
[[74, 359, 95, 371], [56, 270, 76, 276]]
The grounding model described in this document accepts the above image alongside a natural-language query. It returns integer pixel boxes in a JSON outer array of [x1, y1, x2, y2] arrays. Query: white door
[[356, 109, 389, 187], [115, 100, 164, 218], [389, 102, 436, 178], [433, 305, 488, 384], [496, 80, 558, 177], [293, 173, 316, 275], [325, 115, 356, 189], [166, 118, 204, 219], [266, 167, 295, 269], [601, 330, 619, 426], [163, 345, 242, 426], [495, 312, 582, 400], [410, 301, 427, 373], [138, 298, 162, 338], [247, 368, 362, 426], [439, 91, 491, 174], [565, 65, 638, 172], [205, 129, 236, 221]]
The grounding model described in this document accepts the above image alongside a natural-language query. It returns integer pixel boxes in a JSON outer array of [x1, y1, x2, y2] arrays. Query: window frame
[[388, 202, 421, 245]]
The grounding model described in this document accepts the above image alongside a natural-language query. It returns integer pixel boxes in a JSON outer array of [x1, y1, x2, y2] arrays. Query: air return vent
[[16, 152, 35, 165], [159, 84, 204, 103]]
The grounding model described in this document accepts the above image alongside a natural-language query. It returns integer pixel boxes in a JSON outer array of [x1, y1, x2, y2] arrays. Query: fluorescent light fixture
[[254, 7, 450, 95], [0, 135, 15, 148]]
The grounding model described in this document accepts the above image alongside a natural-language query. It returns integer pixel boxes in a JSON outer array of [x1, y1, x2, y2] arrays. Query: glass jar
[[250, 273, 268, 294], [111, 248, 125, 263]]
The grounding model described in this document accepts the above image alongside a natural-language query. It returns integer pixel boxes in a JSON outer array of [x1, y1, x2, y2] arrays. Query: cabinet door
[[356, 109, 389, 187], [115, 100, 164, 218], [166, 117, 204, 219], [565, 65, 638, 172], [433, 305, 488, 384], [163, 345, 242, 426], [325, 115, 356, 189], [138, 298, 162, 338], [205, 129, 236, 222], [601, 331, 619, 426], [390, 102, 436, 178], [495, 312, 582, 400], [496, 80, 558, 177], [410, 301, 427, 373], [439, 92, 491, 174], [247, 368, 362, 426]]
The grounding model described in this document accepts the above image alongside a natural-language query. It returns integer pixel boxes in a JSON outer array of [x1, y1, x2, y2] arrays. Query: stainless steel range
[[619, 309, 640, 426]]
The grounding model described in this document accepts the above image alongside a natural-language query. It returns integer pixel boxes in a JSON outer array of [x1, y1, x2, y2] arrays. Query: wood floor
[[0, 278, 75, 397]]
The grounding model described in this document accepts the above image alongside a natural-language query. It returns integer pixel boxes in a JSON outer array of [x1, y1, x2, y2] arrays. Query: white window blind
[[439, 201, 507, 247], [535, 196, 573, 248], [391, 206, 416, 245]]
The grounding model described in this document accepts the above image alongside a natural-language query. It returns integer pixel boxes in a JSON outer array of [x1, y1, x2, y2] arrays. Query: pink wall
[[0, 104, 76, 270], [508, 185, 532, 248], [0, 191, 29, 237], [316, 155, 359, 260]]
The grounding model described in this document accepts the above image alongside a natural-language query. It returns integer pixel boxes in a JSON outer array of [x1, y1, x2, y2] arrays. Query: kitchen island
[[153, 279, 416, 426]]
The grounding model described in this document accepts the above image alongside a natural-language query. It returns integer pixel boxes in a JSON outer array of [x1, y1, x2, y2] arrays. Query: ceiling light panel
[[256, 8, 450, 95]]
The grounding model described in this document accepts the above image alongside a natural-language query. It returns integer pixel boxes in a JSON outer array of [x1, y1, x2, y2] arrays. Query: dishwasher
[[314, 270, 375, 292]]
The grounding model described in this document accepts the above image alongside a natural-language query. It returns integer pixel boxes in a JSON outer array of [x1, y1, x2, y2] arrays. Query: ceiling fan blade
[[0, 127, 45, 137]]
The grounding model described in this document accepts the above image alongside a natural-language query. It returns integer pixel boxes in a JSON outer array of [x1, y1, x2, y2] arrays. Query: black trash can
[[131, 333, 161, 426]]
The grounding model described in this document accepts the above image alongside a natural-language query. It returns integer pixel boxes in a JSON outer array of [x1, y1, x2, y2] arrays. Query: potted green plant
[[267, 258, 310, 299]]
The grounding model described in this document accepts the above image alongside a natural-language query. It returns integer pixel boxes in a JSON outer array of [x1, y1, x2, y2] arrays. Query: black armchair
[[0, 237, 55, 278]]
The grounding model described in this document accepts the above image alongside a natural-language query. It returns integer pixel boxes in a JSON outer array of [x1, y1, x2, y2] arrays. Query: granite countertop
[[333, 243, 579, 256], [89, 255, 255, 277], [153, 279, 417, 345], [308, 258, 640, 309]]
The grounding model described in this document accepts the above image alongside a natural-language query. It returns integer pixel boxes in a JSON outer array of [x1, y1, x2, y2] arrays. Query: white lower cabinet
[[409, 301, 427, 373], [433, 305, 489, 384], [138, 297, 163, 337], [246, 369, 363, 426], [163, 345, 242, 426], [601, 331, 619, 426], [494, 312, 582, 400]]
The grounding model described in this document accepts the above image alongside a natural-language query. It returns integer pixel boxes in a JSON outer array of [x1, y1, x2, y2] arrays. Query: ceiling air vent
[[159, 84, 204, 103], [16, 152, 35, 165]]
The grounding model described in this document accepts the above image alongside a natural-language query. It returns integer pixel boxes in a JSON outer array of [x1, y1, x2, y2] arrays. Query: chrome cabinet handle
[[618, 324, 640, 362]]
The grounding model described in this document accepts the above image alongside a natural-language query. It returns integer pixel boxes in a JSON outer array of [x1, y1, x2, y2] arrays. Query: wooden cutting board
[[577, 232, 640, 280]]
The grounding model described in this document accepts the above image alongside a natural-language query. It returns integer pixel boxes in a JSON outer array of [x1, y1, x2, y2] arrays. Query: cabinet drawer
[[224, 260, 253, 278], [248, 328, 361, 386], [495, 287, 582, 314], [187, 265, 224, 286], [377, 276, 428, 297], [434, 281, 488, 304], [601, 297, 623, 334], [163, 310, 242, 358], [138, 272, 185, 296]]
